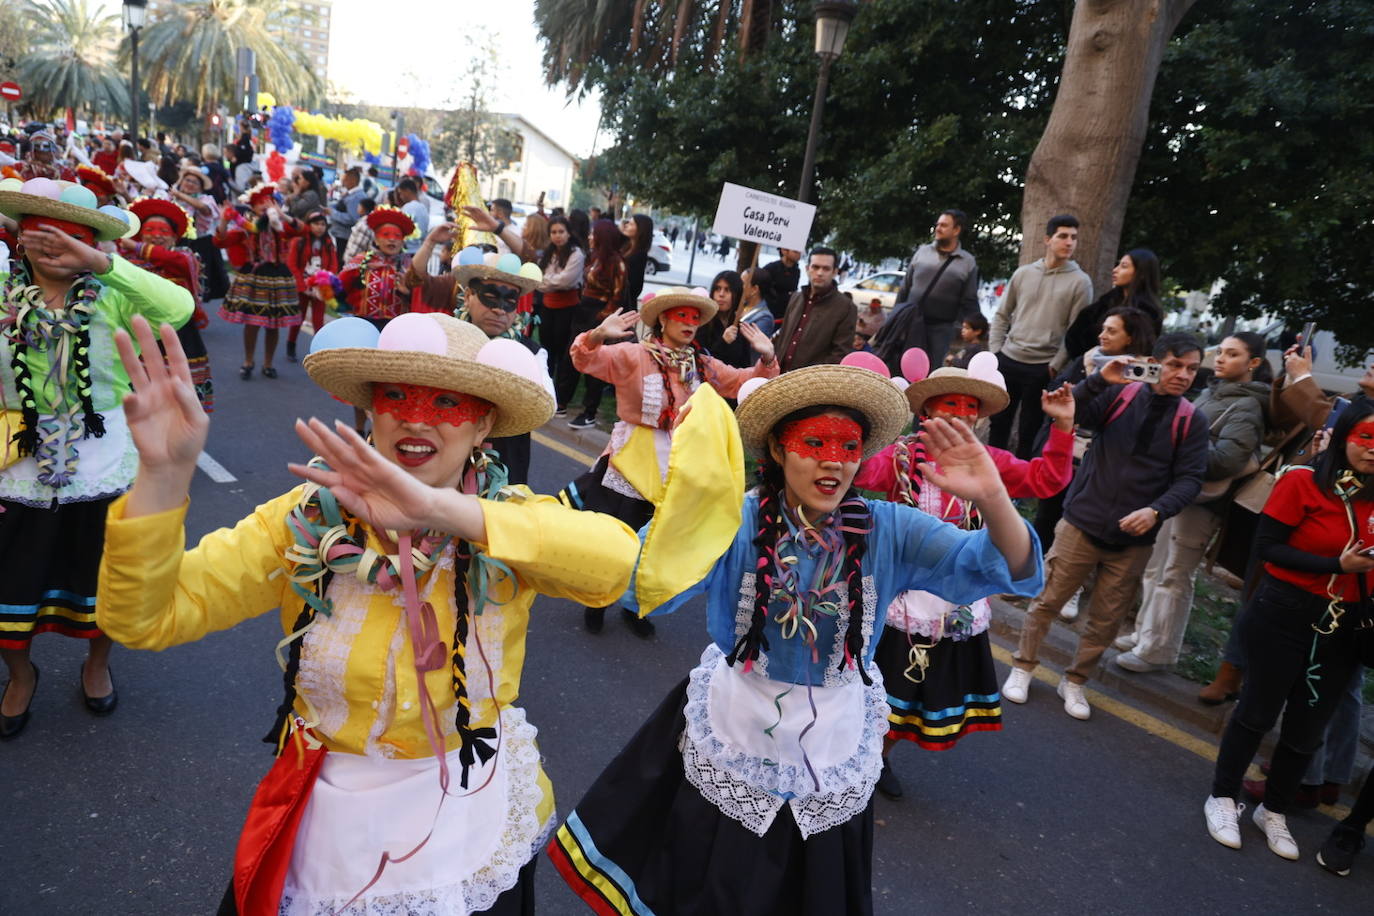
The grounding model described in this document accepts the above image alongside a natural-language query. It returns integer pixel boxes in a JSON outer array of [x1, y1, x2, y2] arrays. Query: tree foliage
[[16, 0, 129, 116], [127, 0, 323, 113], [539, 0, 1374, 357]]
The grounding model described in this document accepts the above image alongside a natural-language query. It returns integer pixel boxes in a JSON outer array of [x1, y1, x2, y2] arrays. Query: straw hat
[[303, 313, 554, 438], [639, 286, 718, 328], [451, 245, 543, 296], [129, 197, 192, 239], [904, 366, 1009, 418], [0, 178, 131, 241], [177, 165, 212, 193], [734, 364, 910, 459]]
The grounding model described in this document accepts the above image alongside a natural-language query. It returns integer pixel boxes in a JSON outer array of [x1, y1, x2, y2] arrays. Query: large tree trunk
[[1018, 0, 1197, 293]]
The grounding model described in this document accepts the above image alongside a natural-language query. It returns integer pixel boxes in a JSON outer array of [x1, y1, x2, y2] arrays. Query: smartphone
[[1301, 321, 1317, 346], [1124, 357, 1162, 384]]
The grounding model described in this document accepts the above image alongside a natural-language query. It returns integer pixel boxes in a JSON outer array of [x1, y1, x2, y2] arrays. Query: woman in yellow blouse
[[96, 311, 641, 915]]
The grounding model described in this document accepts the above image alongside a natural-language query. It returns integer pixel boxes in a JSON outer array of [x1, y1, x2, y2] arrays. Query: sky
[[97, 0, 604, 157]]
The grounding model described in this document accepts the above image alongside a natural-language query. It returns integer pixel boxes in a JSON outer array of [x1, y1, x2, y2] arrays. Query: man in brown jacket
[[773, 247, 857, 371], [1269, 345, 1373, 434]]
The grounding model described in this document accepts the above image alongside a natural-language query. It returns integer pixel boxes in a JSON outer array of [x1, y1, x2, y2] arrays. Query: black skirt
[[874, 624, 1002, 750], [548, 678, 875, 916], [558, 455, 655, 532], [0, 495, 113, 649]]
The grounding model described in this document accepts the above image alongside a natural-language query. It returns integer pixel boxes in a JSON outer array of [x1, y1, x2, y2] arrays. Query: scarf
[[766, 497, 872, 658]]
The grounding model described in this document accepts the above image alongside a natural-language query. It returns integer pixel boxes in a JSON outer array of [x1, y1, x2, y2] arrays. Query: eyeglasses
[[31, 142, 54, 152]]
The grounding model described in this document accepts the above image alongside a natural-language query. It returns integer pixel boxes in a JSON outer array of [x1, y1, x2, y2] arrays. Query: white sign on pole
[[711, 182, 816, 252]]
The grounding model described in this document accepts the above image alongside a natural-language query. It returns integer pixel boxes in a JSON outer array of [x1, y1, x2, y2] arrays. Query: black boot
[[623, 608, 656, 639], [285, 339, 298, 362], [583, 606, 606, 633], [876, 757, 904, 799]]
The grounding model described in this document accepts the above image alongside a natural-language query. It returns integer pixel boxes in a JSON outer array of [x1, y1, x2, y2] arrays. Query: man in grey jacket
[[873, 209, 980, 372], [988, 214, 1093, 457], [1002, 333, 1209, 721]]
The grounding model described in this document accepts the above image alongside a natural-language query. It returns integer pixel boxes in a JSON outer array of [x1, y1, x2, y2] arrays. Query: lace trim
[[280, 707, 550, 916], [885, 594, 991, 640], [640, 372, 665, 427], [680, 645, 886, 839], [296, 572, 371, 740], [822, 575, 877, 687], [731, 572, 768, 678], [0, 408, 136, 505]]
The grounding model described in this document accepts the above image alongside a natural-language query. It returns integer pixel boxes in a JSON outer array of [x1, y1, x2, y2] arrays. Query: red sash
[[232, 726, 328, 915]]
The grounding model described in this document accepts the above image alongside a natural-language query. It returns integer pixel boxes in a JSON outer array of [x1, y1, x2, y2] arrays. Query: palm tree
[[16, 0, 130, 117], [126, 0, 324, 113]]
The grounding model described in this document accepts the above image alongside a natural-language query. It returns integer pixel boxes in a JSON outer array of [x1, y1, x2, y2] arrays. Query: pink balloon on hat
[[891, 377, 910, 394], [690, 287, 709, 297], [900, 348, 930, 383], [378, 313, 446, 355], [640, 290, 656, 302], [737, 376, 769, 405], [477, 337, 543, 384], [967, 350, 999, 378], [20, 177, 60, 200], [840, 351, 890, 377]]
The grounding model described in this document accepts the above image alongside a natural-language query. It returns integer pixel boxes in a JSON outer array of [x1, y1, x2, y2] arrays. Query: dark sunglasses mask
[[471, 280, 521, 314]]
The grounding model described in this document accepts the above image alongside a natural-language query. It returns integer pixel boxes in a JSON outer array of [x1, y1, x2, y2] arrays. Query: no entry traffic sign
[[0, 82, 21, 102]]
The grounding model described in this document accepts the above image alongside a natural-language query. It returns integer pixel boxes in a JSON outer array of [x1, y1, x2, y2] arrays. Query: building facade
[[482, 114, 576, 210]]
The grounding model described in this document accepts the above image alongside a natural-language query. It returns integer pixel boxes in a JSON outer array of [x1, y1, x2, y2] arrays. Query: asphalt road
[[2, 311, 1369, 914]]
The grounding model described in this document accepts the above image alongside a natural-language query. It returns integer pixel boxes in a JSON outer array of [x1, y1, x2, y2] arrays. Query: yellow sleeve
[[97, 487, 305, 651], [479, 491, 639, 607]]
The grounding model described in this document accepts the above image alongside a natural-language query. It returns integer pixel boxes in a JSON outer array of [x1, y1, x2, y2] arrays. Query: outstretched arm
[[917, 418, 1035, 579]]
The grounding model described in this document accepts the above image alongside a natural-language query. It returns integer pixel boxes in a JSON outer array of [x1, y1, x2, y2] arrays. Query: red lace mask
[[926, 393, 980, 420], [662, 306, 702, 327], [372, 383, 492, 427], [1351, 420, 1374, 448], [778, 415, 864, 463], [19, 215, 96, 248]]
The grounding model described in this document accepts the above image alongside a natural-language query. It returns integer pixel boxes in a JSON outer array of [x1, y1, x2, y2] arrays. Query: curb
[[535, 416, 611, 462]]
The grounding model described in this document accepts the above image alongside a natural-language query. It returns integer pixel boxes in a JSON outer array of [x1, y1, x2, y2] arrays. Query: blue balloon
[[457, 246, 485, 266], [98, 204, 130, 224], [495, 252, 522, 275], [309, 317, 380, 354]]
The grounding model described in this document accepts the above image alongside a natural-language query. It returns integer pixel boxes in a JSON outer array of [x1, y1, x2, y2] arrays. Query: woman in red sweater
[[284, 209, 339, 362], [1204, 399, 1374, 861]]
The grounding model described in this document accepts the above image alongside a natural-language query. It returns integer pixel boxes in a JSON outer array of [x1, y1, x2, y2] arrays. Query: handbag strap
[[915, 251, 959, 312]]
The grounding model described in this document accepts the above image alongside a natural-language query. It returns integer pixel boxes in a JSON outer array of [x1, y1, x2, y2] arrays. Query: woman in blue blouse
[[550, 363, 1043, 915]]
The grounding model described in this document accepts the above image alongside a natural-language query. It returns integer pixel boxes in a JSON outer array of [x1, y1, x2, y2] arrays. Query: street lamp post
[[797, 0, 857, 204], [123, 0, 147, 141]]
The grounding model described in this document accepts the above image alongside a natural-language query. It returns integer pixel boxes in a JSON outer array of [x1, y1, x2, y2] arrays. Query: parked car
[[647, 230, 673, 274], [839, 270, 905, 312]]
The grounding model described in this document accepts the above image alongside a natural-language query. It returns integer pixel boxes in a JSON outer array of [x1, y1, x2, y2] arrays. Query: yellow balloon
[[256, 91, 277, 109]]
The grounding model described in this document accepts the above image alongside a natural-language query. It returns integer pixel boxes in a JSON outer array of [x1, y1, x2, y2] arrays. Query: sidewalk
[[532, 416, 1374, 780]]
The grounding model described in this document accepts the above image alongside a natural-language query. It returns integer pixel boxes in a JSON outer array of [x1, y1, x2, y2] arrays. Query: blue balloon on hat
[[59, 184, 98, 210], [457, 246, 485, 266], [97, 205, 130, 225], [309, 316, 380, 354], [495, 252, 521, 275]]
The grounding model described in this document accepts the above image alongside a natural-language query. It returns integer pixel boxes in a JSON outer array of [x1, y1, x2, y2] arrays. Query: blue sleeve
[[620, 515, 747, 619], [868, 500, 1043, 604]]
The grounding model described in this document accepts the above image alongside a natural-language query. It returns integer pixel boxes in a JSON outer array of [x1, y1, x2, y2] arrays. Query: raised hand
[[460, 205, 499, 232], [1283, 344, 1313, 381], [1100, 357, 1130, 386], [19, 225, 110, 275], [916, 417, 1007, 503], [290, 418, 448, 534], [1041, 382, 1076, 428], [115, 315, 208, 473], [594, 308, 639, 342], [739, 321, 775, 362]]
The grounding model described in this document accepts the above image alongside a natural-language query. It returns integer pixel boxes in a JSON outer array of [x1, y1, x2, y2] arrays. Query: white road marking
[[196, 451, 238, 483]]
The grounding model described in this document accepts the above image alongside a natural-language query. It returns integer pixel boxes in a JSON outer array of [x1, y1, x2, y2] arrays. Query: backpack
[[1102, 382, 1195, 449]]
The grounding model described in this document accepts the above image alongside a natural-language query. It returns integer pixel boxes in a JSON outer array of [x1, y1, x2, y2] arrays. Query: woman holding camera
[[1203, 399, 1374, 861]]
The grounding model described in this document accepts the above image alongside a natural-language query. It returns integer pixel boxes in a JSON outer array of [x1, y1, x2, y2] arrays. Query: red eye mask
[[779, 415, 864, 463], [372, 383, 492, 427], [375, 225, 404, 241], [662, 306, 702, 327], [20, 215, 96, 248], [1351, 420, 1374, 446], [927, 393, 980, 420]]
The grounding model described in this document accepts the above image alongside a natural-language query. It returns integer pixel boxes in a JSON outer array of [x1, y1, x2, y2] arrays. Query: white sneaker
[[1058, 590, 1082, 621], [1252, 803, 1299, 860], [1114, 650, 1164, 673], [1204, 795, 1243, 849], [1057, 677, 1091, 720], [1002, 668, 1032, 704], [1113, 631, 1138, 651]]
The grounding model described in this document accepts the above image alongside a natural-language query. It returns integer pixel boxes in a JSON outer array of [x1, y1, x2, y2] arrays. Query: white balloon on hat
[[966, 350, 1003, 386], [736, 376, 769, 406]]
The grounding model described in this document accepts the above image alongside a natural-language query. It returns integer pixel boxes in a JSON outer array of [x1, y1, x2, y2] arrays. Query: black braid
[[8, 339, 39, 456], [450, 542, 497, 788], [71, 321, 105, 438], [836, 490, 873, 686], [262, 570, 332, 749], [726, 462, 785, 669]]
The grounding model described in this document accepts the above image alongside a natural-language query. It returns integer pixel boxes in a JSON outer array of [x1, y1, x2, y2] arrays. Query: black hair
[[358, 197, 377, 214], [540, 215, 582, 271], [710, 269, 743, 317], [1153, 331, 1203, 362], [961, 313, 989, 338], [1314, 397, 1374, 499], [567, 208, 591, 250], [397, 177, 419, 195], [1222, 330, 1274, 384], [745, 264, 774, 304], [809, 245, 838, 266], [1045, 213, 1079, 236], [1101, 305, 1157, 357], [1120, 248, 1162, 314], [731, 404, 873, 682], [624, 213, 653, 258], [490, 198, 513, 219], [939, 209, 967, 233]]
